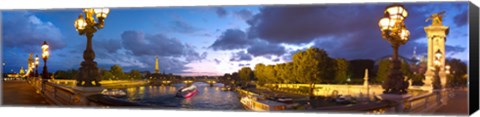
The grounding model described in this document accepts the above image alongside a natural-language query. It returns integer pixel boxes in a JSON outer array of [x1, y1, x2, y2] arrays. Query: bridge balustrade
[[25, 77, 146, 107]]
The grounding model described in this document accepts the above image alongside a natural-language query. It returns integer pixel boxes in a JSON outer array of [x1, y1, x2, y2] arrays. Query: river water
[[113, 82, 244, 110]]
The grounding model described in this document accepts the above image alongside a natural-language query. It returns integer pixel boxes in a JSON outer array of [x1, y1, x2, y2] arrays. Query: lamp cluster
[[74, 8, 110, 35], [434, 50, 443, 67], [42, 41, 49, 60], [378, 4, 410, 44], [73, 8, 110, 87]]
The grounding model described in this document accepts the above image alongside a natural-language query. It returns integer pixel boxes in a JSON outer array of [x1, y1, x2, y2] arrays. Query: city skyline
[[2, 2, 469, 76]]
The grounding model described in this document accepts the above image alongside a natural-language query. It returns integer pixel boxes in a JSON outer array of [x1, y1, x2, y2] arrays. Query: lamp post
[[30, 62, 35, 77], [42, 41, 49, 79], [378, 4, 410, 94], [35, 55, 39, 77], [445, 65, 451, 87], [347, 78, 351, 95], [433, 50, 443, 89], [74, 8, 110, 87]]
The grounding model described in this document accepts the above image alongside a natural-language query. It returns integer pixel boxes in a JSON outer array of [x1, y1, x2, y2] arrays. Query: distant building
[[146, 56, 178, 80], [19, 67, 25, 76]]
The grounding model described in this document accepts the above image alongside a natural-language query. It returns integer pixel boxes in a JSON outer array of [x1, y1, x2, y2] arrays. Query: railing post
[[424, 96, 429, 109], [71, 87, 104, 106], [379, 94, 412, 113]]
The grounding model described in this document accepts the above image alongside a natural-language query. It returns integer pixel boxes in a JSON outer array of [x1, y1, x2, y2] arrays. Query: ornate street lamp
[[445, 65, 451, 74], [378, 4, 410, 94], [30, 62, 35, 77], [42, 41, 49, 79], [35, 55, 39, 77], [74, 8, 110, 87], [432, 50, 443, 89]]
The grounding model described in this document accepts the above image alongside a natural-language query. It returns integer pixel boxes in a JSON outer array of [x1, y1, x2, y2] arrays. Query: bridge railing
[[403, 90, 448, 113], [310, 89, 449, 114], [42, 81, 77, 105], [26, 77, 145, 107]]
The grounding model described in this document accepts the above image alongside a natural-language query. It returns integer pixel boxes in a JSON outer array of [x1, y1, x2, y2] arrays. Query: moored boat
[[221, 86, 233, 91], [101, 89, 127, 98], [240, 95, 287, 111]]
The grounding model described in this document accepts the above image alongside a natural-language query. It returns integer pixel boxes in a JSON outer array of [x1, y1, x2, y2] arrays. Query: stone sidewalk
[[434, 88, 469, 115], [2, 80, 50, 106]]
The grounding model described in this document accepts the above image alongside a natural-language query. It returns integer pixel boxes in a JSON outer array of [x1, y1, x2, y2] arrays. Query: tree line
[[54, 64, 144, 80], [228, 47, 468, 96]]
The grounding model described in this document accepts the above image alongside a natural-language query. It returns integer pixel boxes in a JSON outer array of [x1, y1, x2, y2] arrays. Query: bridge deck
[[2, 80, 50, 106]]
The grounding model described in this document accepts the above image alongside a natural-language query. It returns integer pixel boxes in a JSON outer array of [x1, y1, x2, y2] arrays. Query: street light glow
[[435, 49, 443, 60], [75, 15, 87, 31], [94, 8, 110, 19]]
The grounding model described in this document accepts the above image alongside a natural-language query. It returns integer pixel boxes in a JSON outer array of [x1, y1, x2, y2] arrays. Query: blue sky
[[1, 2, 470, 76]]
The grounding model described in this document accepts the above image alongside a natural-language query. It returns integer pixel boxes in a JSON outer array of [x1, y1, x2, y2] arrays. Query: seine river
[[114, 82, 244, 110]]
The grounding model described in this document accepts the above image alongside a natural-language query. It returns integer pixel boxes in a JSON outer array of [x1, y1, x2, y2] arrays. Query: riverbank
[[239, 87, 348, 110]]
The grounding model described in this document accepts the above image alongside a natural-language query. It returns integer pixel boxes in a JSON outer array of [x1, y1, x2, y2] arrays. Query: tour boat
[[101, 89, 127, 98], [277, 97, 294, 103], [221, 86, 233, 91], [176, 85, 198, 98], [240, 95, 287, 111]]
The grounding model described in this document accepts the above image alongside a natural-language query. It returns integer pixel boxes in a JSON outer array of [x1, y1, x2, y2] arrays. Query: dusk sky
[[1, 2, 470, 76]]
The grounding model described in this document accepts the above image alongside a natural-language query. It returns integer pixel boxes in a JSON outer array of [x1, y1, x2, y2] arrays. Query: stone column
[[72, 86, 104, 106], [379, 94, 412, 112], [363, 69, 369, 87], [423, 23, 449, 91]]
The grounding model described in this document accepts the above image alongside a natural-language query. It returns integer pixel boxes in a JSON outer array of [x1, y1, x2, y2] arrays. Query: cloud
[[247, 40, 286, 57], [120, 31, 206, 62], [234, 9, 253, 20], [97, 55, 191, 74], [2, 12, 66, 52], [454, 10, 468, 27], [94, 39, 122, 53], [214, 58, 221, 64], [247, 3, 468, 61], [184, 44, 208, 62], [230, 51, 253, 61], [238, 63, 251, 67], [209, 29, 251, 50], [169, 20, 202, 34], [272, 58, 280, 62], [215, 7, 228, 18], [445, 45, 466, 56], [246, 5, 376, 44]]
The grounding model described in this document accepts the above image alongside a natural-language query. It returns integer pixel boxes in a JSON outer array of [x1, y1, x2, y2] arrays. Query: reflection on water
[[113, 82, 243, 110]]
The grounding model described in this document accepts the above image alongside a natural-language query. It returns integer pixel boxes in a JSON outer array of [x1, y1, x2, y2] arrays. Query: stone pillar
[[423, 22, 449, 91], [363, 69, 369, 87], [72, 86, 104, 106], [379, 94, 412, 113]]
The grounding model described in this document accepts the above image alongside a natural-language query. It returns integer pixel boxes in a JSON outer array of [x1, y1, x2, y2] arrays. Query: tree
[[129, 70, 142, 80], [349, 59, 375, 80], [54, 69, 78, 79], [334, 58, 349, 84], [55, 70, 68, 79], [275, 63, 287, 83], [264, 65, 278, 83], [284, 62, 296, 83], [400, 60, 413, 82], [446, 59, 468, 87], [238, 67, 254, 85], [411, 73, 425, 86], [102, 71, 114, 80], [254, 63, 267, 85], [376, 58, 413, 84], [110, 64, 125, 80], [292, 47, 333, 97], [376, 59, 390, 84]]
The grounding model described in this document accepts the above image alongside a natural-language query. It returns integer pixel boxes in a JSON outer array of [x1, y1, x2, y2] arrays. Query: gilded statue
[[425, 11, 445, 26]]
